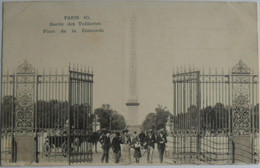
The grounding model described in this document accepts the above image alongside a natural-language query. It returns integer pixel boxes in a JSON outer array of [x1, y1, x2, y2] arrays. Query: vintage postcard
[[0, 1, 259, 166]]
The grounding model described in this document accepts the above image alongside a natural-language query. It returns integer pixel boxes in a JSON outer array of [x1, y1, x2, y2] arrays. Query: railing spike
[[84, 65, 87, 73]]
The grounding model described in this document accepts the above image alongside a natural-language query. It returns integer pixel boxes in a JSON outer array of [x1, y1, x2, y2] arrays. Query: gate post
[[14, 60, 36, 163], [10, 75, 15, 162], [35, 74, 41, 163], [196, 71, 201, 162], [68, 69, 72, 165], [228, 138, 235, 164], [231, 60, 252, 164]]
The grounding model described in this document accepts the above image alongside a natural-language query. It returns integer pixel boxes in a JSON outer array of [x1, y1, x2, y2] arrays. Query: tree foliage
[[142, 105, 173, 131], [94, 104, 126, 131], [1, 96, 94, 130], [1, 96, 14, 128]]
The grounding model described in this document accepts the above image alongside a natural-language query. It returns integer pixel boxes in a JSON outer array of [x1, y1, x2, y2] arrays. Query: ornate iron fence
[[1, 60, 94, 165], [168, 60, 259, 164]]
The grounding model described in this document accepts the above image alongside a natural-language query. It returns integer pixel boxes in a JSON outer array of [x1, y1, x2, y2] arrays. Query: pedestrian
[[111, 132, 123, 163], [121, 129, 131, 164], [145, 129, 155, 163], [156, 128, 167, 163], [100, 130, 111, 163], [139, 131, 146, 146], [131, 135, 142, 163]]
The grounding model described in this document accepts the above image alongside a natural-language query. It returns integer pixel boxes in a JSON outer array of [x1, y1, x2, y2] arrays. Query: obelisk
[[126, 14, 140, 128]]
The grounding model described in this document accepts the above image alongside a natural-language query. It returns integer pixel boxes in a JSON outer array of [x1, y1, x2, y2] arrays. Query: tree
[[37, 100, 93, 130], [1, 95, 14, 128], [142, 113, 157, 130], [142, 105, 172, 131], [94, 104, 126, 131], [195, 103, 230, 130]]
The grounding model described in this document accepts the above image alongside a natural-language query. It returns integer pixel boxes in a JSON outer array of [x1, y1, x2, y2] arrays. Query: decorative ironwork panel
[[15, 60, 36, 134], [232, 60, 251, 136]]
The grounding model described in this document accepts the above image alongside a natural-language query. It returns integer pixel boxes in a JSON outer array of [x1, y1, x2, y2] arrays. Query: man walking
[[112, 132, 123, 163], [157, 129, 167, 163], [145, 129, 155, 163], [100, 130, 111, 163]]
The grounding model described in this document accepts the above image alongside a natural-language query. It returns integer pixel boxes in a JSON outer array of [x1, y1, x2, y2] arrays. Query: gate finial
[[232, 59, 251, 74], [16, 59, 35, 74]]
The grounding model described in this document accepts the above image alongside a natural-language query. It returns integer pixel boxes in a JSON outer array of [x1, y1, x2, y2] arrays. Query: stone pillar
[[231, 60, 252, 164], [14, 60, 36, 163]]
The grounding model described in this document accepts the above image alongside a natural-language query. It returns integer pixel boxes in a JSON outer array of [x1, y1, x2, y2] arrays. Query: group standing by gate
[[99, 128, 168, 164]]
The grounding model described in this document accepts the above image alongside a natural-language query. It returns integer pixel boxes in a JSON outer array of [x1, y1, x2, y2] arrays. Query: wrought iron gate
[[169, 60, 259, 164], [68, 69, 93, 164], [1, 60, 94, 165]]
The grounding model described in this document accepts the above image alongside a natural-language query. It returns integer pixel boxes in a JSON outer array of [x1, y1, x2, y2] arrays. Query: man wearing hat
[[145, 129, 156, 163], [111, 132, 123, 163], [100, 129, 111, 163], [156, 128, 167, 163]]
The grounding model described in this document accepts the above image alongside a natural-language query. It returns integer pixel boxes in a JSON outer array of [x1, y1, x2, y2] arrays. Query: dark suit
[[157, 133, 167, 163], [112, 136, 123, 163], [146, 133, 156, 149], [146, 133, 156, 163], [100, 135, 111, 163]]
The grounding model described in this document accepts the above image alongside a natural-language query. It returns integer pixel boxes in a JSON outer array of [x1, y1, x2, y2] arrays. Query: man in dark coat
[[145, 129, 156, 163], [139, 131, 146, 146], [112, 132, 123, 163], [156, 129, 167, 163], [100, 130, 111, 163]]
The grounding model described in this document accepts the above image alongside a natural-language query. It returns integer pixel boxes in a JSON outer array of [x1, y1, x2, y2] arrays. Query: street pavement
[[91, 143, 171, 165]]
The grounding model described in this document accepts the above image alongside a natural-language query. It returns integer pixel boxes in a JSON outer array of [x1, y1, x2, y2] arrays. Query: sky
[[2, 1, 258, 124]]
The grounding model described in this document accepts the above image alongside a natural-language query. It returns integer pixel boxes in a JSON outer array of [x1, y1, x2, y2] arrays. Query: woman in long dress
[[121, 129, 131, 164]]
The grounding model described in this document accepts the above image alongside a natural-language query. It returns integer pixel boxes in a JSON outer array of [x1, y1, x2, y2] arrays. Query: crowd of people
[[99, 128, 168, 164]]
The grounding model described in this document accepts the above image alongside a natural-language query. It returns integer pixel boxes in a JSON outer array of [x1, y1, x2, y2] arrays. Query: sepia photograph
[[0, 1, 259, 166]]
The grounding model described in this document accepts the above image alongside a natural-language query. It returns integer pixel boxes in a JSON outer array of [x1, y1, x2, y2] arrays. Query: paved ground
[[91, 148, 169, 166], [1, 143, 170, 166], [1, 142, 233, 166]]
